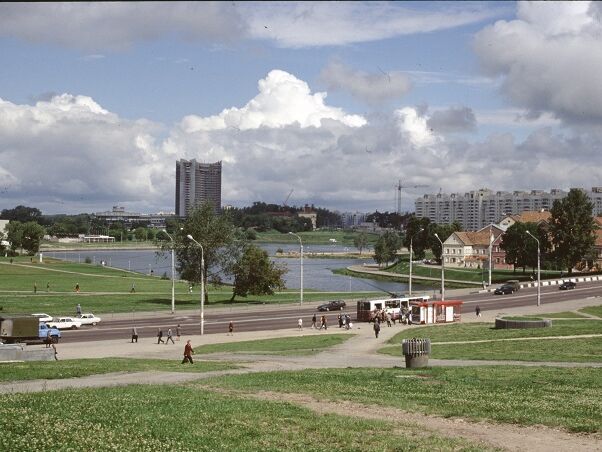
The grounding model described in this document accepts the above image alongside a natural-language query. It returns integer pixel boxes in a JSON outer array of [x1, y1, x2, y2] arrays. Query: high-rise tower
[[175, 160, 222, 217]]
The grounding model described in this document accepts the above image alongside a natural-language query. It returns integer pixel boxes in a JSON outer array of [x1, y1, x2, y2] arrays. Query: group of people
[[309, 313, 330, 330], [154, 324, 182, 344], [337, 313, 352, 330]]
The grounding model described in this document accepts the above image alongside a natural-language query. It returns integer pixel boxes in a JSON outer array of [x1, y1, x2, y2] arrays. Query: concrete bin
[[402, 338, 431, 368]]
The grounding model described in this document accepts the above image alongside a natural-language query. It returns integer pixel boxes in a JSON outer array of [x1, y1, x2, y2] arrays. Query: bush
[[84, 256, 92, 264], [161, 272, 169, 280]]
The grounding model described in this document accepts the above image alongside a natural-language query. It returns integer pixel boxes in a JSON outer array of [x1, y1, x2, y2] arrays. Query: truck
[[0, 316, 61, 344]]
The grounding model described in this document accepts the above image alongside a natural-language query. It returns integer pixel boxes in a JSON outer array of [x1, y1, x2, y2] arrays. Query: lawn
[[202, 366, 602, 433], [0, 358, 236, 382], [581, 305, 602, 318], [0, 385, 484, 451], [195, 333, 354, 356], [0, 257, 381, 314]]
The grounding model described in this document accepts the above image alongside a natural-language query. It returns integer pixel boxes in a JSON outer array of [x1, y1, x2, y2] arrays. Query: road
[[57, 281, 602, 343]]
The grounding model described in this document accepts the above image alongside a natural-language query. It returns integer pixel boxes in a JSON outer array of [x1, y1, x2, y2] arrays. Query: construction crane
[[282, 189, 294, 207], [395, 180, 429, 214]]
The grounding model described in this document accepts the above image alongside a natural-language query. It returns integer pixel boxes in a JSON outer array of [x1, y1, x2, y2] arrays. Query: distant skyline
[[0, 1, 601, 215]]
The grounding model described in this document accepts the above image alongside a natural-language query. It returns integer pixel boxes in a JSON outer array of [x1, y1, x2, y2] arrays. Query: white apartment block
[[415, 187, 602, 231], [341, 211, 366, 228]]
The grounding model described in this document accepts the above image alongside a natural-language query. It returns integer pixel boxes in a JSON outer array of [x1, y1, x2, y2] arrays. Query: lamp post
[[434, 233, 445, 301], [526, 230, 541, 307], [162, 230, 176, 314], [186, 234, 205, 334], [488, 225, 493, 287], [408, 228, 424, 296], [289, 232, 303, 306]]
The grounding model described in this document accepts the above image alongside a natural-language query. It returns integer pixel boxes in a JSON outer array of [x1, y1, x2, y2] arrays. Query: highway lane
[[57, 281, 602, 343]]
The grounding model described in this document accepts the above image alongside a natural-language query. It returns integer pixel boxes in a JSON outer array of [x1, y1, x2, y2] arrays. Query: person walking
[[33, 282, 37, 294], [46, 282, 50, 292], [182, 340, 194, 364], [76, 303, 82, 316], [157, 328, 164, 344], [386, 312, 392, 327], [319, 315, 327, 330], [475, 305, 482, 317], [131, 327, 138, 343], [311, 313, 317, 329], [228, 321, 234, 336], [373, 319, 381, 338], [75, 283, 80, 294], [176, 324, 182, 341], [298, 318, 303, 330], [130, 283, 136, 293], [338, 314, 343, 328], [166, 328, 175, 344]]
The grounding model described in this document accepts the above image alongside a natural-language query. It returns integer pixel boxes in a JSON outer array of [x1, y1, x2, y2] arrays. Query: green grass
[[523, 311, 589, 319], [195, 334, 354, 356], [203, 367, 602, 433], [0, 256, 382, 314], [0, 358, 236, 382], [384, 319, 602, 344], [424, 337, 602, 362], [0, 385, 484, 451], [580, 305, 602, 318]]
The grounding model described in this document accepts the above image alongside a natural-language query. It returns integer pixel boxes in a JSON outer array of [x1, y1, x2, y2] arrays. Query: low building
[[442, 226, 508, 269], [298, 204, 317, 230]]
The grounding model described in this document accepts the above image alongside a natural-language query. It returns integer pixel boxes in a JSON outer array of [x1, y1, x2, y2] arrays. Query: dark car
[[559, 281, 576, 290], [317, 300, 346, 311], [494, 285, 515, 295]]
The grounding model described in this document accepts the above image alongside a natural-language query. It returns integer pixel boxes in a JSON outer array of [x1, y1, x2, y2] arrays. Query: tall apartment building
[[415, 187, 602, 231], [175, 160, 222, 217]]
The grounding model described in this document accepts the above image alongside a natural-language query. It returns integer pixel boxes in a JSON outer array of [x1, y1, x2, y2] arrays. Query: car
[[317, 300, 346, 311], [31, 313, 53, 322], [77, 313, 101, 326], [47, 317, 83, 330], [559, 281, 576, 290], [494, 285, 515, 295]]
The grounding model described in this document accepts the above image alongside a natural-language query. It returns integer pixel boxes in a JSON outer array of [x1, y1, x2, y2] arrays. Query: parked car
[[494, 285, 515, 295], [47, 317, 82, 330], [317, 300, 346, 311], [31, 313, 53, 323], [77, 313, 101, 326], [559, 281, 576, 290]]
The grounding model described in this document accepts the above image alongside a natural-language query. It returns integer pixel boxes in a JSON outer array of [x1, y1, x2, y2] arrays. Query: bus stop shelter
[[411, 300, 463, 324]]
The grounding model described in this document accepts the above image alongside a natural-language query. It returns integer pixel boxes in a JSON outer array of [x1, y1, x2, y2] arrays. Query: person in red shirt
[[182, 340, 194, 364]]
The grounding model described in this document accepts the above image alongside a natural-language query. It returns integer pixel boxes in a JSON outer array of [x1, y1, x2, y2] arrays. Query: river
[[44, 243, 431, 294]]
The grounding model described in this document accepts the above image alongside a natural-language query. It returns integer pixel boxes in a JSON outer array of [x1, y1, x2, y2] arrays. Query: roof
[[595, 229, 602, 247], [594, 217, 602, 227], [454, 231, 495, 246], [510, 211, 552, 224]]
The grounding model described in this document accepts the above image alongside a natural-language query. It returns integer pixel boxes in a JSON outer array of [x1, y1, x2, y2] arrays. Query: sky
[[0, 1, 601, 215]]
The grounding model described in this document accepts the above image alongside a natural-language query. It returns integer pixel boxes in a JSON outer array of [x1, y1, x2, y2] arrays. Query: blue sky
[[0, 1, 600, 215]]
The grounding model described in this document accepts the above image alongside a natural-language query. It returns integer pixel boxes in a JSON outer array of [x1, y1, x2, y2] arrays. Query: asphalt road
[[57, 281, 602, 343]]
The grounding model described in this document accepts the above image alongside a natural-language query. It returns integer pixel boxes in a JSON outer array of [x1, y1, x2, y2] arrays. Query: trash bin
[[402, 338, 431, 368]]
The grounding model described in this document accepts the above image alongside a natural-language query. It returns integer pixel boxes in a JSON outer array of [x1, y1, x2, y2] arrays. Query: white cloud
[[474, 1, 602, 122], [0, 2, 246, 51], [244, 2, 506, 48], [319, 60, 411, 105], [395, 107, 439, 148], [180, 70, 367, 132]]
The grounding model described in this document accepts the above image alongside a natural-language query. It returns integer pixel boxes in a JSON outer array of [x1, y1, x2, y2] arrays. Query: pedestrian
[[44, 334, 52, 348], [176, 324, 181, 341], [166, 328, 175, 344], [386, 312, 392, 327], [475, 305, 481, 317], [182, 339, 194, 364], [33, 282, 37, 294], [345, 314, 351, 330], [189, 285, 193, 293], [320, 315, 327, 330], [298, 318, 303, 330], [46, 281, 50, 292], [373, 320, 381, 338], [157, 328, 164, 344], [338, 314, 343, 328], [76, 303, 82, 316], [312, 313, 317, 329], [228, 321, 234, 336], [51, 343, 58, 361], [75, 283, 80, 293], [131, 327, 138, 343], [130, 283, 136, 293]]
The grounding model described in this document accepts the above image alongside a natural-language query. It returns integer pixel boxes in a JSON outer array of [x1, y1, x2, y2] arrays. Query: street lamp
[[186, 234, 205, 334], [162, 230, 176, 314], [289, 232, 303, 306], [525, 230, 541, 307], [408, 228, 424, 296], [434, 233, 445, 301]]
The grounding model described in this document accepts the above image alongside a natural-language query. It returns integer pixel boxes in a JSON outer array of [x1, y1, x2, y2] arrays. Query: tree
[[231, 245, 287, 301], [501, 222, 550, 274], [353, 231, 368, 255], [429, 222, 462, 263], [0, 205, 42, 223], [175, 202, 246, 302], [549, 189, 596, 274], [6, 221, 23, 253], [374, 231, 402, 267], [20, 222, 45, 255], [402, 215, 431, 260]]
